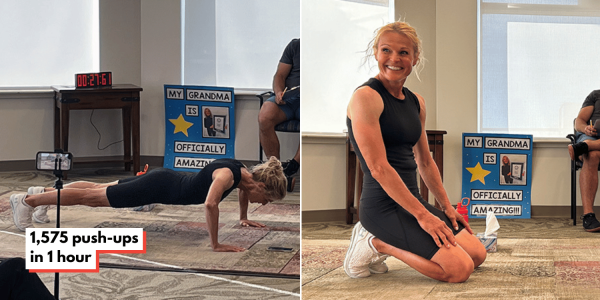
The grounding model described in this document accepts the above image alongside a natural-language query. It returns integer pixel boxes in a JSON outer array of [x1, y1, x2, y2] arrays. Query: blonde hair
[[364, 21, 425, 80], [249, 156, 287, 201]]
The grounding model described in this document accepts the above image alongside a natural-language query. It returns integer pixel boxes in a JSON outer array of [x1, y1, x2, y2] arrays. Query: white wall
[[0, 0, 142, 162], [302, 0, 578, 215], [0, 0, 294, 164]]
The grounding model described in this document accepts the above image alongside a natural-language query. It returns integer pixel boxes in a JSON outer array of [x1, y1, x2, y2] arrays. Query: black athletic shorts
[[359, 172, 465, 260]]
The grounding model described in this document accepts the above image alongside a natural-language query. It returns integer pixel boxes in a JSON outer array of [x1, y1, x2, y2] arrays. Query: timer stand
[[35, 150, 72, 300], [51, 84, 142, 177], [52, 164, 63, 300]]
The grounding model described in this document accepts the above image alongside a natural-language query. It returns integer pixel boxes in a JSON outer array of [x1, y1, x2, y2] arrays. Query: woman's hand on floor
[[240, 219, 266, 228], [213, 243, 246, 252]]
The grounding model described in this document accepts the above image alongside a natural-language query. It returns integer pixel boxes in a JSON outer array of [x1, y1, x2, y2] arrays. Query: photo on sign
[[499, 154, 527, 185], [202, 106, 229, 139], [214, 115, 226, 132], [511, 162, 524, 181]]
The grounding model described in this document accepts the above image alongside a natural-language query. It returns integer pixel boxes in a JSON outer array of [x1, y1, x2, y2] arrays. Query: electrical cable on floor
[[90, 109, 123, 150]]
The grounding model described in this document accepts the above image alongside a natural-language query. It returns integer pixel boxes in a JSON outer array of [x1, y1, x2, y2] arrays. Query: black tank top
[[182, 158, 245, 203], [347, 78, 422, 191]]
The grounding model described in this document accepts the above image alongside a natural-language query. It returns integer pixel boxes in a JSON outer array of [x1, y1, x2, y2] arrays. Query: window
[[478, 0, 600, 138], [0, 0, 98, 87], [182, 0, 300, 89], [301, 0, 392, 133]]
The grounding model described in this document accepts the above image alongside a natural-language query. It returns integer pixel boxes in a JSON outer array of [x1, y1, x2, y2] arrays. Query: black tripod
[[51, 156, 65, 300]]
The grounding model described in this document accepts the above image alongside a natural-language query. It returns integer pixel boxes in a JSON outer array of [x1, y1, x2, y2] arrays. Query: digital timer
[[75, 72, 112, 88]]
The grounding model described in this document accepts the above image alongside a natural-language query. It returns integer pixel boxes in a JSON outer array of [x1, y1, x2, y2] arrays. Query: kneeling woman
[[10, 157, 287, 252]]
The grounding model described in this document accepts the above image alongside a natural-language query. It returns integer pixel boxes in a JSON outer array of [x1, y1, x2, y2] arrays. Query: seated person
[[568, 89, 600, 232], [258, 38, 300, 191], [0, 257, 54, 300]]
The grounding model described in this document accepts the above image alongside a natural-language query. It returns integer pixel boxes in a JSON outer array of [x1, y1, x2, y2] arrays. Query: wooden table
[[420, 130, 447, 208], [52, 84, 142, 175], [346, 130, 447, 224]]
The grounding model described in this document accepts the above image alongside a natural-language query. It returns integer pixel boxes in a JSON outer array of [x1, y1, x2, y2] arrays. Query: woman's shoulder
[[351, 85, 383, 107], [357, 77, 383, 91], [211, 158, 244, 168], [348, 85, 384, 120]]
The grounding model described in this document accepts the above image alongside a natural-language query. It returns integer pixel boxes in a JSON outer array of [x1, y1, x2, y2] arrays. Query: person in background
[[204, 108, 216, 137], [568, 89, 600, 232], [258, 38, 300, 192], [0, 257, 55, 300], [501, 156, 513, 184]]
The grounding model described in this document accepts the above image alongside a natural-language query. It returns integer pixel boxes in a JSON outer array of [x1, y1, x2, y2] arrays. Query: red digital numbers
[[75, 72, 112, 88], [76, 74, 87, 87]]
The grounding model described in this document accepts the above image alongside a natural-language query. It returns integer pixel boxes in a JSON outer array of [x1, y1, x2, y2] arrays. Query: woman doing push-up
[[10, 157, 286, 252]]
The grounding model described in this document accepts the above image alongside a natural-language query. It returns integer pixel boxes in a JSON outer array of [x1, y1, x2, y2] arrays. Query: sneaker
[[283, 159, 299, 177], [581, 213, 600, 232], [369, 252, 390, 274], [9, 193, 33, 231], [28, 186, 50, 224], [569, 142, 589, 161], [344, 221, 378, 278]]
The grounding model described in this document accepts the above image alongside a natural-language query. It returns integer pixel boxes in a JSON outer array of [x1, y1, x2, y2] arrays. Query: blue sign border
[[462, 133, 532, 219], [163, 85, 235, 172]]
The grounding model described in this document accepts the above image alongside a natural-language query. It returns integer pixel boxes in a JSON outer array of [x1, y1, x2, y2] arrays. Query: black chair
[[256, 91, 300, 162]]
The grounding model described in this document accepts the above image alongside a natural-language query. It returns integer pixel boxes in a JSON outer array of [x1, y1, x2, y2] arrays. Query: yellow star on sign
[[169, 114, 193, 137], [466, 162, 491, 184]]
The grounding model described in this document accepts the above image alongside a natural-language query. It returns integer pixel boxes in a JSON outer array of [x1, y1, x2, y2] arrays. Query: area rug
[[0, 169, 300, 278], [302, 219, 600, 299]]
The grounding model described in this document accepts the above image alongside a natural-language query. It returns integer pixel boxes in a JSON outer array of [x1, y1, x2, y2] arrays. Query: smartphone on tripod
[[36, 152, 72, 171]]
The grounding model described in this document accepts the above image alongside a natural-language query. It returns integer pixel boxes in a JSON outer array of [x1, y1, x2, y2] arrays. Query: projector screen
[[301, 0, 391, 134]]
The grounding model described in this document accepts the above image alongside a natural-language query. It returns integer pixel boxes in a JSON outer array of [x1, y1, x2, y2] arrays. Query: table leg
[[54, 102, 60, 150], [131, 101, 140, 174], [122, 107, 132, 172], [346, 143, 357, 224], [60, 106, 70, 153], [356, 164, 363, 222]]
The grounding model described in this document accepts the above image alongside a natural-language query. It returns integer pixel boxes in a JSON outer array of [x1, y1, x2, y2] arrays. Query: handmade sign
[[462, 133, 532, 219], [163, 85, 235, 171]]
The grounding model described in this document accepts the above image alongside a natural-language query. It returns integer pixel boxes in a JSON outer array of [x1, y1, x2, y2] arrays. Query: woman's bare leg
[[454, 230, 487, 268], [42, 181, 119, 192], [371, 230, 485, 283], [24, 188, 111, 208]]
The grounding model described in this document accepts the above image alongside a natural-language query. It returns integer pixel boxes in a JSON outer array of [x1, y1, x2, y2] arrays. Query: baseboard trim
[[302, 206, 598, 223], [532, 205, 600, 218], [302, 209, 347, 223]]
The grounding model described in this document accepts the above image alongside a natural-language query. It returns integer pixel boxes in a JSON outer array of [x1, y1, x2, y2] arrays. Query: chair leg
[[259, 143, 264, 162], [571, 160, 577, 226]]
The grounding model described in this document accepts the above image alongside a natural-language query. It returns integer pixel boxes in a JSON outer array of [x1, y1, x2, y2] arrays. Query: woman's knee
[[445, 257, 474, 283], [471, 244, 487, 268], [456, 230, 487, 268], [434, 248, 475, 283]]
